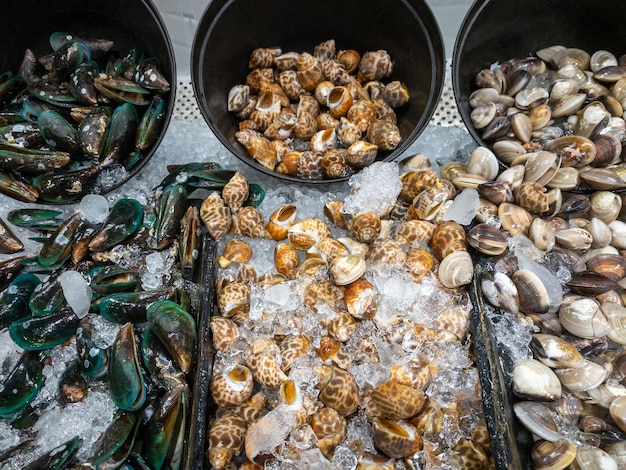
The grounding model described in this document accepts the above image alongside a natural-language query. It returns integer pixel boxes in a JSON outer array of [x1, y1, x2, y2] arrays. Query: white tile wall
[[153, 0, 474, 81]]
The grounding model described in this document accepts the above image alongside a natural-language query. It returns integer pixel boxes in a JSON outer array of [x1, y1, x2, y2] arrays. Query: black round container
[[452, 0, 626, 149], [0, 0, 176, 201], [191, 0, 445, 184]]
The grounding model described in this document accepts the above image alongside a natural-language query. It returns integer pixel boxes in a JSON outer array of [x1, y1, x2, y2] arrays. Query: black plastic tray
[[183, 234, 216, 469], [469, 262, 533, 469]]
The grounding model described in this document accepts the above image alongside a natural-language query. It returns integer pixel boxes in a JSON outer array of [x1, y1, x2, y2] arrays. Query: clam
[[545, 135, 596, 168], [588, 190, 622, 224], [512, 401, 561, 442], [609, 220, 626, 249], [588, 217, 612, 248], [600, 302, 626, 344], [570, 448, 618, 470], [466, 223, 508, 256], [481, 271, 520, 314], [512, 359, 562, 401], [520, 152, 559, 187], [586, 253, 626, 280], [466, 146, 500, 181], [528, 217, 556, 252], [554, 227, 593, 252], [554, 359, 608, 393], [499, 202, 533, 236], [329, 254, 366, 286], [512, 269, 550, 314], [546, 167, 579, 190], [566, 270, 619, 296], [493, 140, 526, 166], [530, 333, 584, 369], [531, 439, 577, 470], [558, 297, 610, 339]]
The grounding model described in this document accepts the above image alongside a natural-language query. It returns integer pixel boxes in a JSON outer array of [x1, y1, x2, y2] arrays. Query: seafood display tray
[[184, 233, 217, 469], [469, 261, 533, 470]]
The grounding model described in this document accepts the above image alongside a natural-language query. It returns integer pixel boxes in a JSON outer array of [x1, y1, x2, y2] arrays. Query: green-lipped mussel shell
[[70, 61, 98, 106], [141, 328, 186, 391], [107, 322, 146, 411], [88, 198, 143, 252], [100, 103, 139, 166], [146, 300, 196, 374], [22, 436, 82, 470], [0, 170, 38, 203], [0, 217, 24, 254], [178, 206, 201, 281], [0, 272, 41, 329], [155, 184, 188, 250], [157, 161, 221, 192], [29, 270, 65, 316], [32, 164, 99, 203], [9, 306, 81, 350], [57, 360, 88, 406], [0, 255, 28, 292], [78, 106, 111, 158], [91, 410, 140, 469], [38, 213, 82, 267], [142, 384, 186, 470], [98, 286, 176, 323], [37, 109, 80, 155], [135, 96, 166, 150], [76, 316, 108, 379], [0, 352, 44, 418], [89, 265, 139, 296], [0, 141, 70, 174], [7, 208, 63, 232]]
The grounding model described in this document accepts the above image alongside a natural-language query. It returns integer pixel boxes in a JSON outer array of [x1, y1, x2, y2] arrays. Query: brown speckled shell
[[359, 50, 394, 81], [399, 170, 440, 203], [278, 70, 306, 100], [246, 351, 287, 387], [346, 140, 378, 169], [274, 242, 300, 279], [394, 219, 436, 245], [217, 280, 250, 318], [210, 316, 240, 353], [347, 99, 377, 133], [236, 206, 267, 238], [321, 148, 351, 179], [368, 381, 427, 420], [316, 365, 360, 416], [344, 278, 378, 320], [245, 67, 274, 93], [514, 181, 549, 214], [368, 238, 407, 267], [211, 365, 254, 408], [222, 171, 249, 212], [288, 218, 332, 251], [200, 193, 232, 241], [303, 280, 346, 313], [208, 414, 247, 469], [296, 52, 323, 91], [382, 80, 410, 108], [404, 247, 436, 282], [371, 418, 422, 459], [279, 334, 311, 371], [345, 212, 382, 244], [366, 120, 401, 151], [430, 221, 468, 261]]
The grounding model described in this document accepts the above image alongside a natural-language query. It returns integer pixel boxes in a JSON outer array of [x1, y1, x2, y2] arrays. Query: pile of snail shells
[[205, 164, 493, 468], [468, 45, 626, 194], [228, 38, 410, 180]]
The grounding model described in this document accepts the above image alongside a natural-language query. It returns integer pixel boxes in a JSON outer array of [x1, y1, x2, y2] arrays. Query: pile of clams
[[228, 39, 409, 180], [462, 44, 626, 469], [207, 161, 491, 468], [468, 45, 626, 193]]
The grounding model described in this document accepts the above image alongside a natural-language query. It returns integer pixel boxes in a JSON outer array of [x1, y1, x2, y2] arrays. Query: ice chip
[[342, 162, 402, 216], [442, 187, 479, 225], [59, 270, 92, 318], [78, 194, 109, 224]]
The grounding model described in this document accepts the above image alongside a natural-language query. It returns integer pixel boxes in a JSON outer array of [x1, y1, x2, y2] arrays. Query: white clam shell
[[512, 359, 562, 401]]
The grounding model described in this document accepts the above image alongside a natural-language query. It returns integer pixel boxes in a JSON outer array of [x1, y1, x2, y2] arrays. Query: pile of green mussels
[[0, 164, 264, 469], [0, 31, 170, 204]]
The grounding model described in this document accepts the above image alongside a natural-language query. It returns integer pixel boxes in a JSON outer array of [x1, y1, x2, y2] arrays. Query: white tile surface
[[154, 0, 474, 81]]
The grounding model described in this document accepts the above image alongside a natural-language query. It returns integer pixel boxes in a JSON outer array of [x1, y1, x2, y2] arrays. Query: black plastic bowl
[[0, 0, 176, 201], [191, 0, 445, 184], [452, 0, 626, 149]]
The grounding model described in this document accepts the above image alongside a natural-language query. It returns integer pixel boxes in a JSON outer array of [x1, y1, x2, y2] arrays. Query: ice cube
[[78, 194, 109, 224], [59, 270, 92, 318], [442, 188, 479, 225]]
